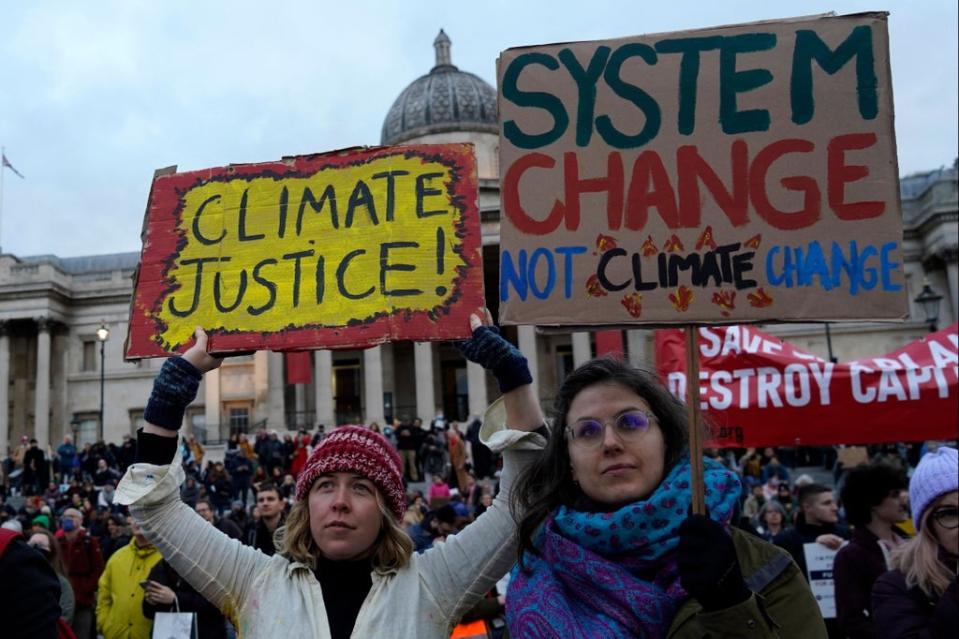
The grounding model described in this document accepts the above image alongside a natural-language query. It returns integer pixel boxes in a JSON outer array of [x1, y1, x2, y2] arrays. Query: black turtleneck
[[315, 556, 373, 639]]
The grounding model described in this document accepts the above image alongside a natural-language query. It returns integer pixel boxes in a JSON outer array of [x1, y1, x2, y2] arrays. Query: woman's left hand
[[144, 581, 176, 606], [182, 327, 224, 374], [455, 307, 545, 431], [454, 308, 531, 393], [677, 514, 750, 611]]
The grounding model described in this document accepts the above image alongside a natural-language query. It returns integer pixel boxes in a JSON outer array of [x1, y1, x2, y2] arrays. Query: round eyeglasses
[[930, 506, 958, 530], [565, 410, 656, 450]]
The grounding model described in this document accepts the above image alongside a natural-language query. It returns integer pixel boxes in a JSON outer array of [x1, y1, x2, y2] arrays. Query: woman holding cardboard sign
[[502, 356, 826, 638], [114, 313, 547, 639]]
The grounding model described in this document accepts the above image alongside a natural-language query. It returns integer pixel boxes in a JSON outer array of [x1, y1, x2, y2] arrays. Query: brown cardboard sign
[[125, 145, 484, 358], [837, 446, 869, 468], [497, 13, 906, 326]]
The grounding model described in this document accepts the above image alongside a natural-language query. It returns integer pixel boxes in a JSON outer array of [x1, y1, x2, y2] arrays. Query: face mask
[[29, 544, 52, 560], [62, 518, 76, 532]]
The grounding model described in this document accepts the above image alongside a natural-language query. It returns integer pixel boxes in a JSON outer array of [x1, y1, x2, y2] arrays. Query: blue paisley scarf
[[506, 456, 741, 639]]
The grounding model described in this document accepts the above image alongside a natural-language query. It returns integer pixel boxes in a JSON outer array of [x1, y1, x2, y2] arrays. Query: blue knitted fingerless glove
[[456, 325, 532, 393], [142, 358, 202, 431]]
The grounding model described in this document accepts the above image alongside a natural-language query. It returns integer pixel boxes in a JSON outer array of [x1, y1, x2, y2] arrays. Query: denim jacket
[[115, 399, 543, 638]]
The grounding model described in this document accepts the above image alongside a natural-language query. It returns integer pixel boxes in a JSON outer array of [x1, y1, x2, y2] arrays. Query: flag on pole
[[2, 153, 24, 178]]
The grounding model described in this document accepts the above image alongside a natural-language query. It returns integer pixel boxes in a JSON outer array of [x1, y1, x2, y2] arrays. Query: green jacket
[[668, 528, 827, 638]]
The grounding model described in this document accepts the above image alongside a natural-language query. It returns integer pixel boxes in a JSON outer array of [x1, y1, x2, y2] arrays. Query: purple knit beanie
[[909, 446, 958, 530]]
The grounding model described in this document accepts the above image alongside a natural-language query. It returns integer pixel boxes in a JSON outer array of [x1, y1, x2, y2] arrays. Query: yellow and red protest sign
[[125, 145, 484, 358], [497, 13, 907, 326]]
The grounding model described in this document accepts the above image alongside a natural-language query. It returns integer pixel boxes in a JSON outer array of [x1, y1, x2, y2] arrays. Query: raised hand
[[143, 328, 214, 433], [181, 327, 224, 374], [455, 308, 532, 393]]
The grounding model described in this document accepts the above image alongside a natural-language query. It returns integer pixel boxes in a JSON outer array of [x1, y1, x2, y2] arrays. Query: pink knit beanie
[[909, 446, 958, 531], [295, 426, 406, 520]]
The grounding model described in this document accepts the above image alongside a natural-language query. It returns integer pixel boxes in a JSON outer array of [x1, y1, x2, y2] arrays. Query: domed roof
[[381, 30, 498, 145]]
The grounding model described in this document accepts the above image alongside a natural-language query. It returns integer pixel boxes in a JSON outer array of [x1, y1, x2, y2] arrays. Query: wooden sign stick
[[684, 326, 706, 515]]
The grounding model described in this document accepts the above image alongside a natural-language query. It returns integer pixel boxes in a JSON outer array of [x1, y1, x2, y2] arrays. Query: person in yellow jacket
[[95, 516, 162, 639]]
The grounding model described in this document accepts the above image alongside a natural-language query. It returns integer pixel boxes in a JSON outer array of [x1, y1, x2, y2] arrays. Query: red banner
[[285, 351, 312, 384], [595, 330, 624, 359], [655, 323, 959, 448]]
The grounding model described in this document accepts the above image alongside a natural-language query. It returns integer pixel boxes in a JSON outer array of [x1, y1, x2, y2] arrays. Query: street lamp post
[[823, 323, 838, 363], [913, 280, 943, 333], [96, 322, 110, 441]]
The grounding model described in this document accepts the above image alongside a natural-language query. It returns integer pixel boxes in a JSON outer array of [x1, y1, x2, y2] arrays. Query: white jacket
[[115, 401, 543, 638]]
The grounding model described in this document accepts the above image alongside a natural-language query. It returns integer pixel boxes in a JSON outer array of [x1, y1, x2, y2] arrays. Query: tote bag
[[151, 595, 197, 639]]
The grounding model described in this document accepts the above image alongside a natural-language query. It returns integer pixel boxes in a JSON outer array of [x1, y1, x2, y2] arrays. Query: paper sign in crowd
[[497, 13, 907, 326], [125, 145, 484, 357]]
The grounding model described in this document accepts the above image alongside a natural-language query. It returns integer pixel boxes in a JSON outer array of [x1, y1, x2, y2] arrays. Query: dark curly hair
[[840, 462, 907, 527], [512, 357, 690, 570]]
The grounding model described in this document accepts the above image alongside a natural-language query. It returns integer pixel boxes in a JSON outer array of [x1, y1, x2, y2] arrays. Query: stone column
[[252, 350, 269, 423], [294, 385, 306, 428], [466, 362, 488, 418], [34, 318, 52, 449], [0, 322, 9, 452], [314, 350, 335, 426], [413, 342, 436, 422], [363, 346, 385, 425], [517, 325, 539, 398], [627, 329, 651, 369], [203, 368, 220, 441], [52, 335, 68, 444], [572, 332, 591, 368], [267, 351, 286, 429]]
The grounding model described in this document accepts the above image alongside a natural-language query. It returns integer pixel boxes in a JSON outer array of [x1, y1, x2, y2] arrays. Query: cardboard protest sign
[[836, 446, 869, 468], [497, 13, 906, 326], [125, 145, 484, 358], [656, 323, 959, 447]]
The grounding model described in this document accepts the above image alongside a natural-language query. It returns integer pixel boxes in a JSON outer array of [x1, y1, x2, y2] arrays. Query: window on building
[[72, 413, 100, 446], [226, 404, 251, 432], [556, 345, 575, 383], [188, 410, 207, 443], [81, 341, 97, 372], [333, 360, 362, 424]]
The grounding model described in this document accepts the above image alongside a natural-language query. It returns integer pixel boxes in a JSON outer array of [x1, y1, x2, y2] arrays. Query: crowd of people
[[0, 321, 956, 638], [1, 429, 957, 638], [0, 412, 508, 638]]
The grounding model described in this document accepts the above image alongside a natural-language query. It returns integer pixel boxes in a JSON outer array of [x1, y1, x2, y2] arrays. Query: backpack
[[0, 529, 78, 639]]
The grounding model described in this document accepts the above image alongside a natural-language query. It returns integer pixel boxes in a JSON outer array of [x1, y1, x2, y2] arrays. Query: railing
[[10, 264, 40, 275], [193, 417, 264, 444]]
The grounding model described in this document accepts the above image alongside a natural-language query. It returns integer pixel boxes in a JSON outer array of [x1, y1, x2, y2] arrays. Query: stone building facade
[[1, 33, 956, 450]]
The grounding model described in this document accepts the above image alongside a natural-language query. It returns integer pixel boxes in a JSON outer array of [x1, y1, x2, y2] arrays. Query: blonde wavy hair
[[274, 489, 413, 574], [889, 495, 956, 598]]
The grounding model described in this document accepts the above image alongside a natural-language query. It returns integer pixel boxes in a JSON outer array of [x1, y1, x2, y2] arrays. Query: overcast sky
[[1, 0, 956, 258]]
